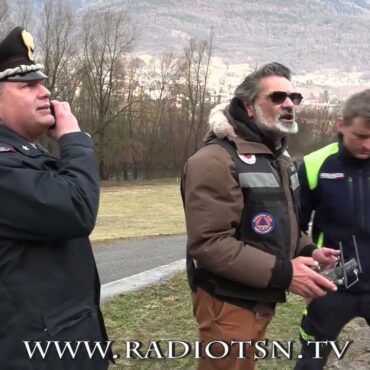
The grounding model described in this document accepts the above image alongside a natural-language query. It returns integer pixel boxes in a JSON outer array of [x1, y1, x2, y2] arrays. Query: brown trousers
[[192, 287, 273, 370]]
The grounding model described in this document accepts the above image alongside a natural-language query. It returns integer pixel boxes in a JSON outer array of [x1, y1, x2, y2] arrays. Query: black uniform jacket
[[299, 136, 370, 293], [0, 125, 109, 370]]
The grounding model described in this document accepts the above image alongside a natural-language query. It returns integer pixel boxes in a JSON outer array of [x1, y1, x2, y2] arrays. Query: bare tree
[[139, 51, 180, 177], [103, 57, 144, 180], [38, 0, 77, 98], [289, 106, 340, 160], [124, 58, 145, 179], [178, 29, 214, 162], [80, 8, 135, 179], [10, 0, 34, 30], [150, 51, 179, 118]]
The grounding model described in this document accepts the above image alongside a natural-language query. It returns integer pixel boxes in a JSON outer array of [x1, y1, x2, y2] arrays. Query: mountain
[[72, 0, 370, 75]]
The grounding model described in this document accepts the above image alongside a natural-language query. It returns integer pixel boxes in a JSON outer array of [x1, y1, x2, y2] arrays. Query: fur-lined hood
[[208, 103, 236, 139]]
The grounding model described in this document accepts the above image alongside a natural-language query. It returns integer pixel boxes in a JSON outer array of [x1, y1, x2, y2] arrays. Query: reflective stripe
[[304, 142, 339, 190], [290, 172, 300, 191], [299, 327, 315, 341], [239, 173, 280, 188], [316, 232, 324, 248], [319, 172, 345, 179]]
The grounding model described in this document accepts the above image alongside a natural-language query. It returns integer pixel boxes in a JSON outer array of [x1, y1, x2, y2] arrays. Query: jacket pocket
[[42, 299, 93, 337]]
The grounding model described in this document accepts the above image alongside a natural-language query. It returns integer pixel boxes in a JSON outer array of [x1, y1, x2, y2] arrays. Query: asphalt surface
[[93, 234, 187, 284]]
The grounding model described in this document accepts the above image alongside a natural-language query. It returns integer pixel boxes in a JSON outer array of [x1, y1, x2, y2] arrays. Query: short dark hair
[[342, 89, 370, 126], [234, 62, 292, 104]]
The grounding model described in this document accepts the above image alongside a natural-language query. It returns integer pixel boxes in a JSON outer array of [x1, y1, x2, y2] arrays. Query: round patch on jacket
[[252, 212, 275, 235], [238, 153, 256, 165]]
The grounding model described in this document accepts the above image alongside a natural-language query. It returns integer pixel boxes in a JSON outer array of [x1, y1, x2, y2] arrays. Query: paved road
[[93, 234, 187, 284]]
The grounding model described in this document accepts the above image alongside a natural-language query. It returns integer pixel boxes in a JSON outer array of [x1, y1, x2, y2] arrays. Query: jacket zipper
[[348, 176, 354, 212], [358, 170, 366, 229], [368, 175, 370, 231]]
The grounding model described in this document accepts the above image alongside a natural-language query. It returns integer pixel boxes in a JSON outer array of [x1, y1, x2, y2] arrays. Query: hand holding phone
[[49, 103, 56, 129], [47, 100, 81, 141]]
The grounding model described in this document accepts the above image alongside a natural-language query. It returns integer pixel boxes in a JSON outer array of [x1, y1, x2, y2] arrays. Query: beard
[[254, 103, 298, 138]]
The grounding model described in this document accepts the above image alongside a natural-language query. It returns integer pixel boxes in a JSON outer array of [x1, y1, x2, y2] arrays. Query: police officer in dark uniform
[[0, 27, 110, 369]]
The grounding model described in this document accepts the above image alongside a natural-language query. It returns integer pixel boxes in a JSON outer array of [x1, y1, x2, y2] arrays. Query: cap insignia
[[21, 30, 34, 61]]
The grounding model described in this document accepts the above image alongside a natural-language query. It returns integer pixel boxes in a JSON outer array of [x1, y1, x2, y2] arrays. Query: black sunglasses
[[267, 91, 303, 105]]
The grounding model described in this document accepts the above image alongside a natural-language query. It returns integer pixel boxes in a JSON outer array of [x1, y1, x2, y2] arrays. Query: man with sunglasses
[[294, 89, 370, 369], [182, 62, 339, 370]]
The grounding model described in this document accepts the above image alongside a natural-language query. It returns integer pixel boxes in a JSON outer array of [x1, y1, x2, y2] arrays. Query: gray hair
[[234, 62, 292, 104], [342, 89, 370, 126]]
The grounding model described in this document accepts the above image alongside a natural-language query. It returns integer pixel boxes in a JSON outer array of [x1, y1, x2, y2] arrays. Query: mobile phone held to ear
[[49, 103, 56, 129]]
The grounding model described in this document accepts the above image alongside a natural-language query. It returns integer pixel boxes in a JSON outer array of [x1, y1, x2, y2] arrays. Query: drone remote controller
[[318, 236, 362, 289], [319, 258, 358, 285]]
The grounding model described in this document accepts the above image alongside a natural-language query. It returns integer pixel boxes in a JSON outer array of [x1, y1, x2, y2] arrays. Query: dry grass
[[104, 272, 306, 370], [90, 179, 185, 242]]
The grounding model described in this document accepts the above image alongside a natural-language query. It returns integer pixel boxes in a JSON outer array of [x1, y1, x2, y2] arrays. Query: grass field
[[103, 272, 306, 370], [90, 179, 185, 242]]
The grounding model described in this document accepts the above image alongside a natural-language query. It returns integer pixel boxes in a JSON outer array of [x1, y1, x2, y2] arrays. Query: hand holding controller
[[317, 237, 362, 289], [319, 258, 359, 287]]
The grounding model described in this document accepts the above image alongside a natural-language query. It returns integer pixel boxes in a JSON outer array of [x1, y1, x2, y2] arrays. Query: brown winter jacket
[[182, 103, 314, 299]]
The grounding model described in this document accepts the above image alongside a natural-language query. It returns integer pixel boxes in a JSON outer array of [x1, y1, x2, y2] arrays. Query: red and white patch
[[238, 153, 256, 165]]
